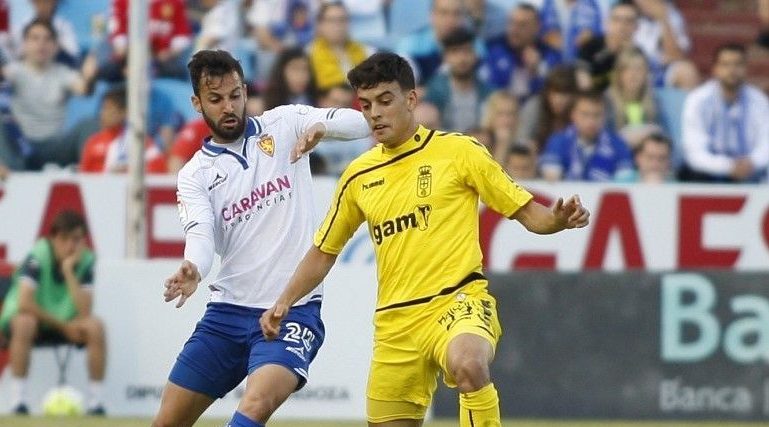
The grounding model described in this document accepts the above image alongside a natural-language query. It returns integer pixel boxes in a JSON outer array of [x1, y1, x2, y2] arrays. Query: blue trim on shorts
[[169, 301, 324, 399]]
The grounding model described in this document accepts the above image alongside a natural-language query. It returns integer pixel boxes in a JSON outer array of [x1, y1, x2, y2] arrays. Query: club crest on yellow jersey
[[258, 135, 275, 157], [417, 165, 432, 197]]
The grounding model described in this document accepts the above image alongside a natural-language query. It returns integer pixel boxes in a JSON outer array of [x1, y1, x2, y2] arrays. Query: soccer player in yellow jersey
[[261, 52, 590, 427]]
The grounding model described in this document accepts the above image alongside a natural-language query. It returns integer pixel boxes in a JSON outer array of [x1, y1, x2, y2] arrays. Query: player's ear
[[191, 95, 202, 114], [406, 89, 418, 112]]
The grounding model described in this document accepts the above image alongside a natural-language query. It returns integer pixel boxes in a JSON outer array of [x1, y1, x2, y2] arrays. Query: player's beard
[[204, 105, 247, 143]]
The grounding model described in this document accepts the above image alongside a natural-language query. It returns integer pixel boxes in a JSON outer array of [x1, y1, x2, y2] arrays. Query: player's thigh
[[238, 364, 298, 418], [153, 381, 215, 427], [249, 302, 325, 390], [431, 290, 502, 387]]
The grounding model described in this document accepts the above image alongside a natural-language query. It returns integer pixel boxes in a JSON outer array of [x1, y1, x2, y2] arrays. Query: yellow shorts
[[366, 282, 502, 423]]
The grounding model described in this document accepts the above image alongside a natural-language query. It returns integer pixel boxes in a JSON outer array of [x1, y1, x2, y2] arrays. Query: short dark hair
[[713, 43, 746, 63], [509, 144, 534, 157], [347, 52, 415, 91], [573, 90, 605, 107], [636, 132, 672, 154], [23, 18, 57, 41], [441, 27, 475, 50], [49, 210, 87, 237], [516, 2, 540, 17], [102, 85, 127, 110], [612, 1, 639, 14], [317, 1, 347, 22], [187, 50, 245, 97]]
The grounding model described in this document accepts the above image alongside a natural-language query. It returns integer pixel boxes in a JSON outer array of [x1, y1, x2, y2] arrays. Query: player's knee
[[152, 412, 191, 427], [10, 313, 38, 341], [451, 355, 490, 393], [239, 389, 281, 422], [83, 316, 106, 342]]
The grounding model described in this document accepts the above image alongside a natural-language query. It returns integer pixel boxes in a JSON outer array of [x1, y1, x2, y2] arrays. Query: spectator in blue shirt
[[540, 91, 633, 181], [484, 3, 562, 101], [539, 0, 603, 61]]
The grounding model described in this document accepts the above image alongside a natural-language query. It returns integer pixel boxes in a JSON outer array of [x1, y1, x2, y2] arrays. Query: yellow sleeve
[[313, 171, 366, 255], [456, 137, 533, 217]]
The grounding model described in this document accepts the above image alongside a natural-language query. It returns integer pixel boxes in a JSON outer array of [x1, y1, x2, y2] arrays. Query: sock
[[459, 383, 501, 427], [10, 376, 28, 407], [88, 381, 104, 409], [227, 411, 264, 427]]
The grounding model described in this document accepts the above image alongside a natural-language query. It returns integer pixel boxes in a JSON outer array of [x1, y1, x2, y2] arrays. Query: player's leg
[[435, 290, 503, 427], [8, 313, 39, 413], [446, 333, 500, 427], [154, 303, 251, 427], [231, 364, 298, 426], [233, 302, 325, 426], [69, 316, 107, 413], [152, 382, 215, 427]]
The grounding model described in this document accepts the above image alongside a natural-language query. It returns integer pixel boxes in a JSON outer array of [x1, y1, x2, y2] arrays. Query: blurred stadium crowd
[[0, 0, 767, 183]]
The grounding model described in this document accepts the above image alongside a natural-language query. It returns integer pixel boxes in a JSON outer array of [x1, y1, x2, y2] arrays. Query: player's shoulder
[[430, 129, 487, 153], [178, 149, 223, 183]]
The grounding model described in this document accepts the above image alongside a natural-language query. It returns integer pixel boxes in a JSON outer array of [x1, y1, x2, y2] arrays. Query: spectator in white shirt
[[681, 43, 769, 183], [194, 0, 243, 54]]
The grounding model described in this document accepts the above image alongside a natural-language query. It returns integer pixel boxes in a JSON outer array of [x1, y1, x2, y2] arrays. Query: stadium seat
[[656, 87, 688, 169], [152, 78, 198, 122], [388, 0, 430, 39], [63, 81, 111, 131], [56, 0, 111, 55]]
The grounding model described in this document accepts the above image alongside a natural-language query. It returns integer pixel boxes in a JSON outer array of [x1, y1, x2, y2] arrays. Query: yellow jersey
[[314, 126, 533, 322]]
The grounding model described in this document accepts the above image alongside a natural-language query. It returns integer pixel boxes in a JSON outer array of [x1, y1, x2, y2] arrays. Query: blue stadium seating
[[63, 81, 110, 131], [56, 0, 111, 54], [152, 78, 198, 122], [388, 0, 430, 38]]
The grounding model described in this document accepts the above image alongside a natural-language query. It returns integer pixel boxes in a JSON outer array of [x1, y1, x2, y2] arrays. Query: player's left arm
[[512, 196, 590, 234], [457, 136, 589, 234], [289, 105, 370, 162], [61, 243, 93, 317]]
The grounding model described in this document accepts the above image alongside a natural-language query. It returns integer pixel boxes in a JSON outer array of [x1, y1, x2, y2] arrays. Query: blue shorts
[[169, 302, 324, 399]]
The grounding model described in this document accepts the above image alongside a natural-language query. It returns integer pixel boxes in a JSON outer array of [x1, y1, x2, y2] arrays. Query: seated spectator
[[247, 0, 318, 54], [397, 0, 480, 84], [79, 86, 167, 174], [0, 211, 106, 416], [540, 91, 633, 181], [2, 19, 97, 170], [102, 0, 192, 80], [540, 0, 603, 61], [312, 84, 372, 175], [414, 100, 443, 129], [664, 59, 700, 91], [194, 0, 243, 53], [263, 48, 316, 110], [12, 0, 79, 66], [681, 44, 769, 183], [462, 0, 508, 40], [616, 132, 673, 183], [478, 90, 518, 164], [425, 28, 493, 133], [505, 143, 538, 180], [307, 1, 374, 91], [577, 1, 639, 91], [516, 64, 578, 152], [632, 0, 692, 86], [484, 3, 562, 101], [606, 47, 659, 147]]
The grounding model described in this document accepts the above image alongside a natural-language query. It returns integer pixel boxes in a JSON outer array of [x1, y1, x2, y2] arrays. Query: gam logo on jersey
[[207, 172, 228, 191], [371, 204, 432, 245], [417, 165, 432, 197], [258, 135, 275, 157]]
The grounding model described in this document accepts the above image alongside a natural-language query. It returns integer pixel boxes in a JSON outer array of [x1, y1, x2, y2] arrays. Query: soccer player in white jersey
[[152, 50, 370, 427]]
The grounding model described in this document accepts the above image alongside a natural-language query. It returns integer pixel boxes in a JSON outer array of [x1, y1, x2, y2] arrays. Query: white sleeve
[[177, 166, 215, 278], [749, 96, 769, 170], [286, 105, 371, 141], [184, 224, 215, 279], [682, 92, 735, 175]]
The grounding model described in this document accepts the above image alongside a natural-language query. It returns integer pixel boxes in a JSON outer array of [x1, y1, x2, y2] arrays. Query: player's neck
[[210, 133, 244, 146], [382, 121, 419, 150]]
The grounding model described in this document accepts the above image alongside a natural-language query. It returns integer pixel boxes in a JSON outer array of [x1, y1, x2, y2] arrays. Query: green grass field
[[0, 419, 767, 427]]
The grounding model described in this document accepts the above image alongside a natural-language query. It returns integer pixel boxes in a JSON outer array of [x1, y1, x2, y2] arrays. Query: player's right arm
[[261, 246, 337, 339], [165, 163, 215, 308], [16, 258, 70, 332]]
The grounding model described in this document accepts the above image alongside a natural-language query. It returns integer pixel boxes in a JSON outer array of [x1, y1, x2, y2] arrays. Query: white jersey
[[176, 104, 369, 308]]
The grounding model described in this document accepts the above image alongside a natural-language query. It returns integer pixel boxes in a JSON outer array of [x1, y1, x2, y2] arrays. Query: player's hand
[[260, 303, 289, 341], [60, 321, 86, 344], [61, 243, 86, 276], [292, 122, 326, 163], [164, 260, 201, 308], [552, 195, 590, 229]]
